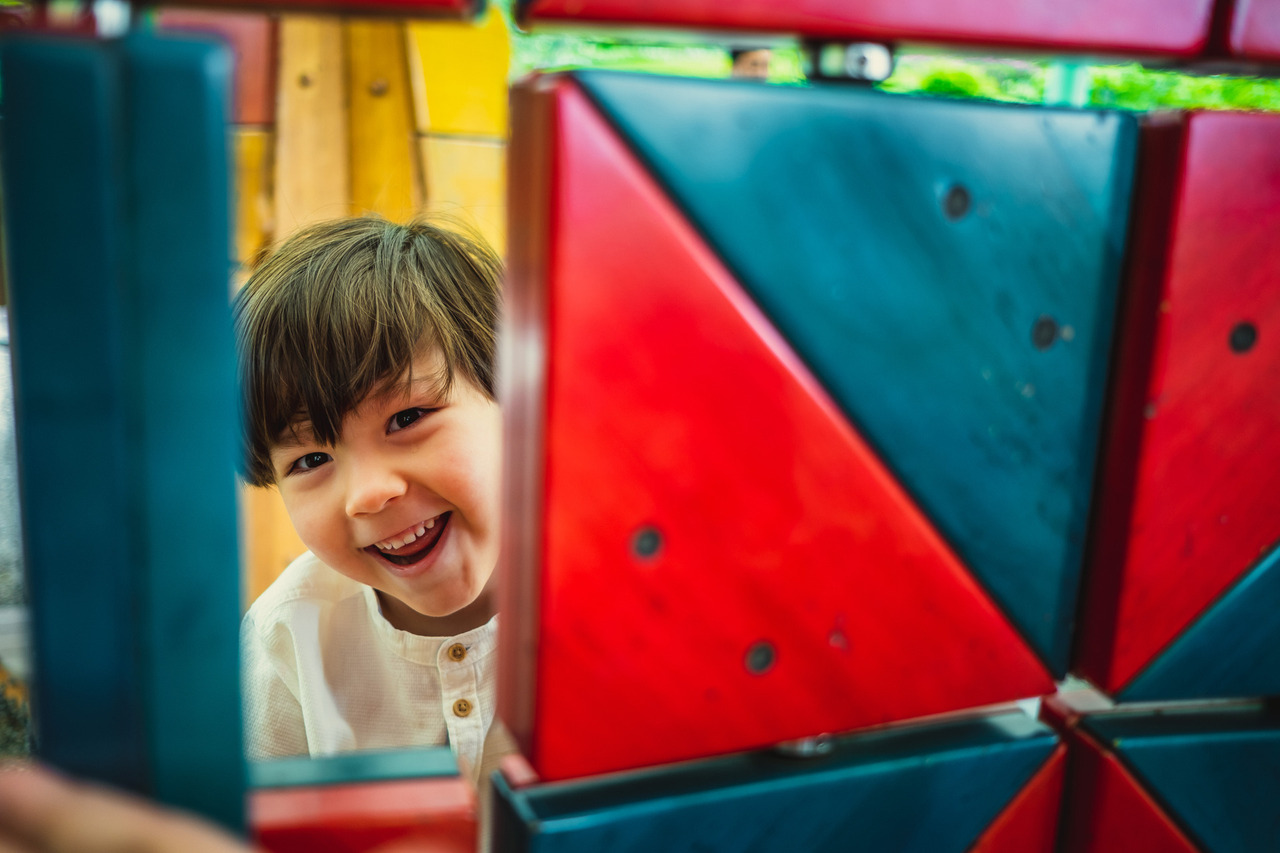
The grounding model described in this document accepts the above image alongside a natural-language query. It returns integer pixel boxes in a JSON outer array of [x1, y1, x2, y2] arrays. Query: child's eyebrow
[[274, 421, 316, 450], [388, 373, 449, 401]]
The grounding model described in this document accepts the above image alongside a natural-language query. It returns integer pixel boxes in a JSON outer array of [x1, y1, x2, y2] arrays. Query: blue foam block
[[494, 711, 1058, 852], [1, 31, 243, 830]]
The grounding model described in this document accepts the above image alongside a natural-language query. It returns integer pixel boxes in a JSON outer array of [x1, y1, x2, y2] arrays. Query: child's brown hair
[[234, 216, 502, 487]]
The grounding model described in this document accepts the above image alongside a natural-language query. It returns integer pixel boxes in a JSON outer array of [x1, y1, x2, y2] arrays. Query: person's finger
[[0, 762, 251, 853]]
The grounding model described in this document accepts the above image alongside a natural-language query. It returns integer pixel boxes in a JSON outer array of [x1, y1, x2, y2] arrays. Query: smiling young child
[[235, 217, 510, 785]]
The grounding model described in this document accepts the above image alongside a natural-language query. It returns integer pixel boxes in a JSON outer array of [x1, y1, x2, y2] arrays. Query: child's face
[[269, 345, 501, 630]]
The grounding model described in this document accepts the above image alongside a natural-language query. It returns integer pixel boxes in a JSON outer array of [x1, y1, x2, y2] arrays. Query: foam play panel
[[493, 711, 1062, 852], [1, 30, 242, 829], [1226, 0, 1280, 61], [517, 0, 1214, 58], [1049, 699, 1280, 853], [251, 749, 476, 853], [500, 70, 1139, 781], [1075, 110, 1280, 701]]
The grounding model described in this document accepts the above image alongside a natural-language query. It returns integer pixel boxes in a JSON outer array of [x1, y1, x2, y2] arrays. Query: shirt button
[[448, 643, 467, 662], [453, 698, 472, 718]]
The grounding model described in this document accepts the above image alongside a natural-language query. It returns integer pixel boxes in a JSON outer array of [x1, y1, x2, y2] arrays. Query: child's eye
[[289, 452, 331, 474], [388, 408, 432, 433]]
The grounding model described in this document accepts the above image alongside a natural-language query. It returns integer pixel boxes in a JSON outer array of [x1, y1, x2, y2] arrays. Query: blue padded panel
[[1085, 708, 1280, 853], [493, 712, 1058, 852], [1, 32, 242, 830], [1123, 543, 1280, 702], [251, 747, 459, 789], [1, 33, 146, 793], [123, 32, 243, 830], [575, 71, 1137, 675]]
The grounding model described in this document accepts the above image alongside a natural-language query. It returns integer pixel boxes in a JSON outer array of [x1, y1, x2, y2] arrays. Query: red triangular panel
[[970, 744, 1066, 853], [506, 78, 1051, 781]]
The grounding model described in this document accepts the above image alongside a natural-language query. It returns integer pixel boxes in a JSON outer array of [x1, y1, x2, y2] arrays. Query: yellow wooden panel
[[242, 486, 307, 607], [233, 128, 273, 281], [420, 134, 507, 256], [407, 7, 510, 138], [275, 16, 349, 232], [348, 20, 422, 221]]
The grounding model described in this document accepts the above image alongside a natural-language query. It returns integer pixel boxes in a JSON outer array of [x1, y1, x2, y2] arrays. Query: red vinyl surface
[[159, 0, 474, 15], [1230, 0, 1280, 59], [500, 77, 1051, 782], [521, 0, 1213, 56], [970, 744, 1066, 853], [1077, 111, 1280, 693], [1058, 729, 1198, 853], [156, 11, 275, 125], [250, 777, 475, 853]]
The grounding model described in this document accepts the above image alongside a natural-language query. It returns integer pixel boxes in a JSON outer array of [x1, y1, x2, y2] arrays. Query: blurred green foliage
[[497, 0, 1280, 113], [884, 55, 1280, 111]]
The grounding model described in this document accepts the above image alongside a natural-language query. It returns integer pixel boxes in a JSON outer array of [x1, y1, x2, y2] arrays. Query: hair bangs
[[235, 216, 499, 487]]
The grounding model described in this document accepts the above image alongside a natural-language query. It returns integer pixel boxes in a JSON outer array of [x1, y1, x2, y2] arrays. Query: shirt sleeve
[[241, 608, 310, 761]]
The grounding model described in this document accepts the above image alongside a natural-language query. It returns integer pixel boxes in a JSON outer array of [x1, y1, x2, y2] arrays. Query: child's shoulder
[[246, 551, 369, 627]]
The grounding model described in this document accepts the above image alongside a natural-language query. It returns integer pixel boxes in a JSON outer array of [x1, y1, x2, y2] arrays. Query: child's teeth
[[379, 532, 415, 550], [377, 518, 442, 551]]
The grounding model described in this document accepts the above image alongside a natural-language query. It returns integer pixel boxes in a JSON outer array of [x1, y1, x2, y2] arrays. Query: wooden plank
[[406, 6, 509, 138], [236, 125, 299, 606], [419, 134, 506, 254], [275, 15, 348, 232], [243, 488, 307, 606], [233, 128, 273, 280], [347, 19, 421, 220]]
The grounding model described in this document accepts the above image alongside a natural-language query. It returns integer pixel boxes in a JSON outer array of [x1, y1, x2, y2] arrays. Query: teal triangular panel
[[1123, 543, 1280, 701]]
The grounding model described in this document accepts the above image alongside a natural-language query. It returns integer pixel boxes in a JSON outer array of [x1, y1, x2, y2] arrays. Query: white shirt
[[241, 551, 507, 786]]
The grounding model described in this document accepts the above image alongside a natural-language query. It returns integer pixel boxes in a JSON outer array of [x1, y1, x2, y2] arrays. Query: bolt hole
[[298, 73, 313, 88], [1032, 315, 1058, 350], [1230, 321, 1257, 354], [942, 184, 971, 220], [632, 527, 662, 560], [368, 78, 389, 97], [745, 641, 776, 675]]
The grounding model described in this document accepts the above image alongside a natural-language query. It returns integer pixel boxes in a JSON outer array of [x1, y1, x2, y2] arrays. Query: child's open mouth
[[367, 512, 451, 567]]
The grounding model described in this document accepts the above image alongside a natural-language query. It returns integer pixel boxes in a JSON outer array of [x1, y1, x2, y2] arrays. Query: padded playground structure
[[1, 0, 1278, 850]]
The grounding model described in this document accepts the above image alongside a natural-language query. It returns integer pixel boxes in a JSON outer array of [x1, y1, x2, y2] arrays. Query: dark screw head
[[1032, 315, 1059, 350], [745, 641, 776, 675], [632, 527, 662, 560], [298, 73, 313, 88], [369, 78, 389, 97], [1230, 321, 1258, 354], [943, 184, 971, 221]]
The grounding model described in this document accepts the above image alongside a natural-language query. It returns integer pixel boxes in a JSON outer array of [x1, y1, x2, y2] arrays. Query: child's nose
[[344, 462, 408, 517]]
